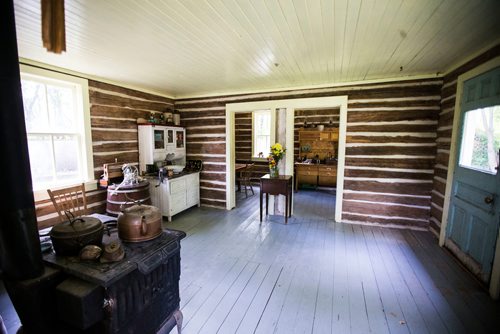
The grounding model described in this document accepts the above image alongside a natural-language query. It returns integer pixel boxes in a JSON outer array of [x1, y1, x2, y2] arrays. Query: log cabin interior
[[1, 0, 500, 333]]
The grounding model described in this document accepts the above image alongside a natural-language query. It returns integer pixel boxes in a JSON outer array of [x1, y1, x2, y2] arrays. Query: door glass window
[[154, 129, 165, 149], [459, 106, 500, 174]]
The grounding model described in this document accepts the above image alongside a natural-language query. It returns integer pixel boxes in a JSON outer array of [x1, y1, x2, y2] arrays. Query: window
[[252, 110, 271, 158], [459, 106, 500, 174], [20, 65, 93, 192]]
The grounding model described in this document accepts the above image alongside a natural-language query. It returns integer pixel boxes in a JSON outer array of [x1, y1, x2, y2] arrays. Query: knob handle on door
[[484, 196, 494, 204]]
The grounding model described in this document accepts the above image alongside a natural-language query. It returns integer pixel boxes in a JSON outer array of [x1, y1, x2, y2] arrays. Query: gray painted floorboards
[[169, 188, 499, 334], [1, 188, 499, 333]]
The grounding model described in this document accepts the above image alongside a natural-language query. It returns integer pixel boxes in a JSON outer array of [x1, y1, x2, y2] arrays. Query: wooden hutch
[[295, 128, 339, 191]]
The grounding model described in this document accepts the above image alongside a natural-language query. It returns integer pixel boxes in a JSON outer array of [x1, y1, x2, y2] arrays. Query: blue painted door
[[446, 66, 500, 283]]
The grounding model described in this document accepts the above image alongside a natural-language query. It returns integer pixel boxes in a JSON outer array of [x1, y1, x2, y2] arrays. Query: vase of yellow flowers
[[268, 143, 286, 178]]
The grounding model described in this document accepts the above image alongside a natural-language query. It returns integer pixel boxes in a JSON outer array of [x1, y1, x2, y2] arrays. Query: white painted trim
[[178, 75, 442, 100], [226, 96, 348, 223], [439, 56, 500, 300], [442, 40, 500, 76], [19, 58, 175, 99], [225, 111, 235, 210]]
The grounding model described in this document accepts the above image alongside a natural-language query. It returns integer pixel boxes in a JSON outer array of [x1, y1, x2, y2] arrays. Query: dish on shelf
[[301, 144, 311, 152]]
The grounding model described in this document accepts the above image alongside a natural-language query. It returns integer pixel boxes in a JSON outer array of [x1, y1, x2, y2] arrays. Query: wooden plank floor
[[167, 188, 500, 334], [1, 188, 499, 333]]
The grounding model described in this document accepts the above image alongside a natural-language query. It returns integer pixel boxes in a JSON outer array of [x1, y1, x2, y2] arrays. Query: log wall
[[176, 78, 442, 228], [429, 44, 500, 236], [35, 80, 174, 228]]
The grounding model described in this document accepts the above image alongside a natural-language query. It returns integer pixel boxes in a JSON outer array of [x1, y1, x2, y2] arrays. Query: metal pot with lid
[[117, 204, 162, 242], [49, 213, 104, 256]]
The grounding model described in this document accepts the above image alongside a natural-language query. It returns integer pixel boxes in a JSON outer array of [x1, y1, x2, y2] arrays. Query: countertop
[[294, 162, 337, 166], [143, 170, 200, 181]]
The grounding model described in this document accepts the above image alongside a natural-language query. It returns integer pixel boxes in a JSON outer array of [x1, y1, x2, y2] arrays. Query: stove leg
[[173, 310, 183, 334]]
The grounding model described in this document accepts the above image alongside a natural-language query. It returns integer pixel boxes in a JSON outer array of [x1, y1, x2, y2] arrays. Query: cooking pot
[[50, 214, 104, 256], [117, 204, 162, 242]]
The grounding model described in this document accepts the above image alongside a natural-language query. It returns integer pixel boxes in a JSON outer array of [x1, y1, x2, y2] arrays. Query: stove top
[[43, 229, 186, 287]]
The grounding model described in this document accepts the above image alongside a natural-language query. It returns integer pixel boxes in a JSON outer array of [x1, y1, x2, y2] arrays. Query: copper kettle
[[117, 204, 163, 242]]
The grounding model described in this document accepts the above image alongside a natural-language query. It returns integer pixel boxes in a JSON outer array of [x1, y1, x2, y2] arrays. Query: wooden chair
[[47, 183, 88, 223], [236, 163, 255, 198]]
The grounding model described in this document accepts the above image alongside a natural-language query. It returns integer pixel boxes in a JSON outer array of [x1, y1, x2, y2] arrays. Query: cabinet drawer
[[320, 171, 336, 177], [318, 166, 337, 172], [297, 170, 318, 176], [299, 131, 320, 141], [296, 165, 317, 171], [169, 179, 186, 194]]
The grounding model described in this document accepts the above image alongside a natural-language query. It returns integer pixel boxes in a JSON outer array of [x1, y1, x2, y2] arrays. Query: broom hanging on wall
[[41, 0, 65, 54]]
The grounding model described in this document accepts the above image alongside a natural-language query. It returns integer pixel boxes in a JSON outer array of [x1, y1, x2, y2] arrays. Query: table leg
[[265, 193, 269, 216], [285, 193, 288, 224], [260, 189, 263, 222]]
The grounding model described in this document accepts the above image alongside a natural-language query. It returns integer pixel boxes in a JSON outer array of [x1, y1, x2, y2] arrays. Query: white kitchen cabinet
[[148, 172, 200, 222], [138, 125, 185, 173]]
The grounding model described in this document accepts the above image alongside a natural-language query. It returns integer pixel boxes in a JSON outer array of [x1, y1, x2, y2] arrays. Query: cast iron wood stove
[[40, 229, 186, 333]]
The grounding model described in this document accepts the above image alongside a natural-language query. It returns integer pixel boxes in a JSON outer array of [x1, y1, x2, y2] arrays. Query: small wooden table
[[260, 174, 293, 224]]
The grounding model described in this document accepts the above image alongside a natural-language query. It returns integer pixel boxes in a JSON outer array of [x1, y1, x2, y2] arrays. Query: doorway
[[294, 108, 340, 210], [441, 58, 500, 299], [226, 96, 348, 222]]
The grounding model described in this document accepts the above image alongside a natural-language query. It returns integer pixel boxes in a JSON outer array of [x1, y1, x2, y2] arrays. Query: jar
[[164, 112, 173, 124], [173, 113, 181, 126]]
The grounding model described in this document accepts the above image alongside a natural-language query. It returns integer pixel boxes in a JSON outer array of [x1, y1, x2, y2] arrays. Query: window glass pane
[[21, 71, 87, 191], [27, 134, 55, 186], [21, 80, 49, 132], [254, 135, 270, 157], [47, 84, 77, 132], [255, 112, 270, 135], [253, 110, 271, 157], [53, 135, 81, 181], [459, 106, 500, 174]]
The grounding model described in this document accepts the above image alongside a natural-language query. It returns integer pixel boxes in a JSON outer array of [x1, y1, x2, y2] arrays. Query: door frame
[[439, 56, 500, 298], [226, 96, 348, 222]]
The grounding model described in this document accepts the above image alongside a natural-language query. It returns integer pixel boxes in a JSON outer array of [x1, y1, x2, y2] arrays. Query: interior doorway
[[294, 106, 340, 196], [226, 96, 348, 222]]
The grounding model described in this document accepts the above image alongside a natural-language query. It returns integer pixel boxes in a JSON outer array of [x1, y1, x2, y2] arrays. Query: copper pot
[[117, 204, 162, 242]]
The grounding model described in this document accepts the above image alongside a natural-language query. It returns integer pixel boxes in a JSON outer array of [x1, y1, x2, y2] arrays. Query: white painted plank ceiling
[[13, 0, 500, 98]]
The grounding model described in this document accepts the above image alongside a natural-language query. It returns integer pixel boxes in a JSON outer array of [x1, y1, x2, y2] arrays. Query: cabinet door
[[170, 193, 187, 215], [170, 178, 186, 194], [299, 131, 320, 142], [153, 128, 166, 150], [318, 165, 337, 186], [175, 129, 185, 149], [330, 128, 339, 141], [166, 129, 174, 145], [186, 173, 200, 207]]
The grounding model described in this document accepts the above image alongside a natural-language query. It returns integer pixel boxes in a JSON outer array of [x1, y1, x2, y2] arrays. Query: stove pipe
[[0, 0, 44, 280]]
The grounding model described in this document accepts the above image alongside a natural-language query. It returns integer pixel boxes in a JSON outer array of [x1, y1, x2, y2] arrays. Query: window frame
[[20, 64, 95, 201], [251, 109, 275, 162]]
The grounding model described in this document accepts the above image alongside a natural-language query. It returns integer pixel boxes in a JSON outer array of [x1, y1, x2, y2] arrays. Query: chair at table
[[47, 183, 88, 223], [236, 163, 255, 198]]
